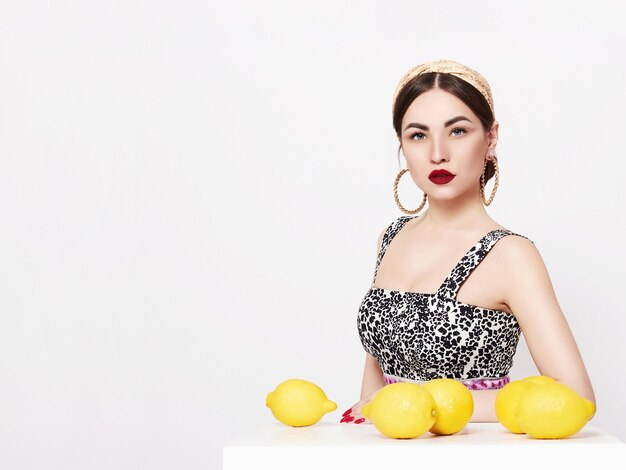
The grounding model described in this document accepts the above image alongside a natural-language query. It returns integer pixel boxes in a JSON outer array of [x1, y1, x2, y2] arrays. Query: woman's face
[[399, 88, 498, 201]]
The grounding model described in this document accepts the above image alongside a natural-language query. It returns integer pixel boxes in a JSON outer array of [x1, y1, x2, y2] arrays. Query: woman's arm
[[500, 236, 597, 405], [341, 353, 385, 424], [358, 225, 388, 400], [360, 352, 385, 400], [469, 389, 500, 422], [470, 236, 597, 423], [341, 227, 388, 424]]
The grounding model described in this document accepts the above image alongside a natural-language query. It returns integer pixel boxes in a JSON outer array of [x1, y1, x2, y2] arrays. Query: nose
[[430, 139, 450, 163]]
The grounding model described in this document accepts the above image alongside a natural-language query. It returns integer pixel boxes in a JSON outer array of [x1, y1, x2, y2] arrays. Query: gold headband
[[392, 59, 495, 118]]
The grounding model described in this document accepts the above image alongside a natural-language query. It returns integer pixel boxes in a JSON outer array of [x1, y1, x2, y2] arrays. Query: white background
[[1, 1, 624, 469]]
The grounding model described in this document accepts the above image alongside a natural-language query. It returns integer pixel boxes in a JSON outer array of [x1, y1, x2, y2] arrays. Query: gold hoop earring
[[480, 156, 499, 206], [393, 169, 427, 215]]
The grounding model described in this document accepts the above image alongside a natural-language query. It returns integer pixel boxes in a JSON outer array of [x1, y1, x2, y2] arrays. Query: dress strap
[[436, 229, 533, 301], [372, 216, 414, 285]]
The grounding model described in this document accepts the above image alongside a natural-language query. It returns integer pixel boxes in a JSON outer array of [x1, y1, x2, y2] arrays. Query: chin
[[426, 182, 475, 200], [426, 187, 461, 200]]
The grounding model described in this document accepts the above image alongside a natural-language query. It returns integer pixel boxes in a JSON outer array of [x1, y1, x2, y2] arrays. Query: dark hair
[[392, 72, 496, 184]]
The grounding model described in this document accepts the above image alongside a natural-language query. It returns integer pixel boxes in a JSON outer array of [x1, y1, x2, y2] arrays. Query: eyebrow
[[403, 115, 472, 133]]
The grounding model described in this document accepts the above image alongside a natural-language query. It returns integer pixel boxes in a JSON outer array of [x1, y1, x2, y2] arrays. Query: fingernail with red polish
[[342, 408, 352, 417], [354, 418, 365, 424], [343, 415, 354, 423]]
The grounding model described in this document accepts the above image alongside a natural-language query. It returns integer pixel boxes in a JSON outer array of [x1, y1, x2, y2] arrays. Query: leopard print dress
[[356, 215, 533, 390]]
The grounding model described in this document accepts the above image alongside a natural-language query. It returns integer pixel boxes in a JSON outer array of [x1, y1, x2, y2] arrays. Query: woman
[[340, 59, 596, 425]]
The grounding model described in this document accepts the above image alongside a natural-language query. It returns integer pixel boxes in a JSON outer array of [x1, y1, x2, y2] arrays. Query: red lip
[[429, 169, 455, 185]]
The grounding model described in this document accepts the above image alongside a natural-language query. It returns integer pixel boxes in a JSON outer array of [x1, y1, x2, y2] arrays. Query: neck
[[419, 185, 491, 235]]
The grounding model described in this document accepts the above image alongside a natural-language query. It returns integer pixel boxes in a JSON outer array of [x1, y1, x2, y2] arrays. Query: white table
[[223, 418, 626, 469]]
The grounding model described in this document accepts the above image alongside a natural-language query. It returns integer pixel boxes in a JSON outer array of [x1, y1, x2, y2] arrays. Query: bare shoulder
[[493, 233, 554, 299], [494, 235, 543, 266], [494, 232, 540, 262], [487, 231, 545, 281]]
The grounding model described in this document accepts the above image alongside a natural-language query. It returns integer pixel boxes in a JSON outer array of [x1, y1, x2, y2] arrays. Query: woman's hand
[[340, 391, 379, 425]]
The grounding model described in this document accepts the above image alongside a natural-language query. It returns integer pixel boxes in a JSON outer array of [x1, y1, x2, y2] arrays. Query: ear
[[487, 120, 499, 154]]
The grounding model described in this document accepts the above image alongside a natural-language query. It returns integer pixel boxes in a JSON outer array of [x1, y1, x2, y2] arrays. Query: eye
[[409, 127, 467, 141], [451, 127, 467, 136], [409, 132, 426, 141]]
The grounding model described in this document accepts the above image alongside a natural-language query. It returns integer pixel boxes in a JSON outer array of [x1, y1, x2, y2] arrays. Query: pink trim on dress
[[383, 373, 510, 390]]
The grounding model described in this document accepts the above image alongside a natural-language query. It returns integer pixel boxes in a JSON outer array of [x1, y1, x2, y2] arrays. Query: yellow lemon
[[265, 378, 337, 427], [524, 376, 595, 421], [582, 397, 596, 421], [515, 381, 589, 439], [495, 375, 557, 433], [495, 379, 533, 434], [422, 378, 474, 435], [522, 375, 557, 386], [361, 382, 436, 439]]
